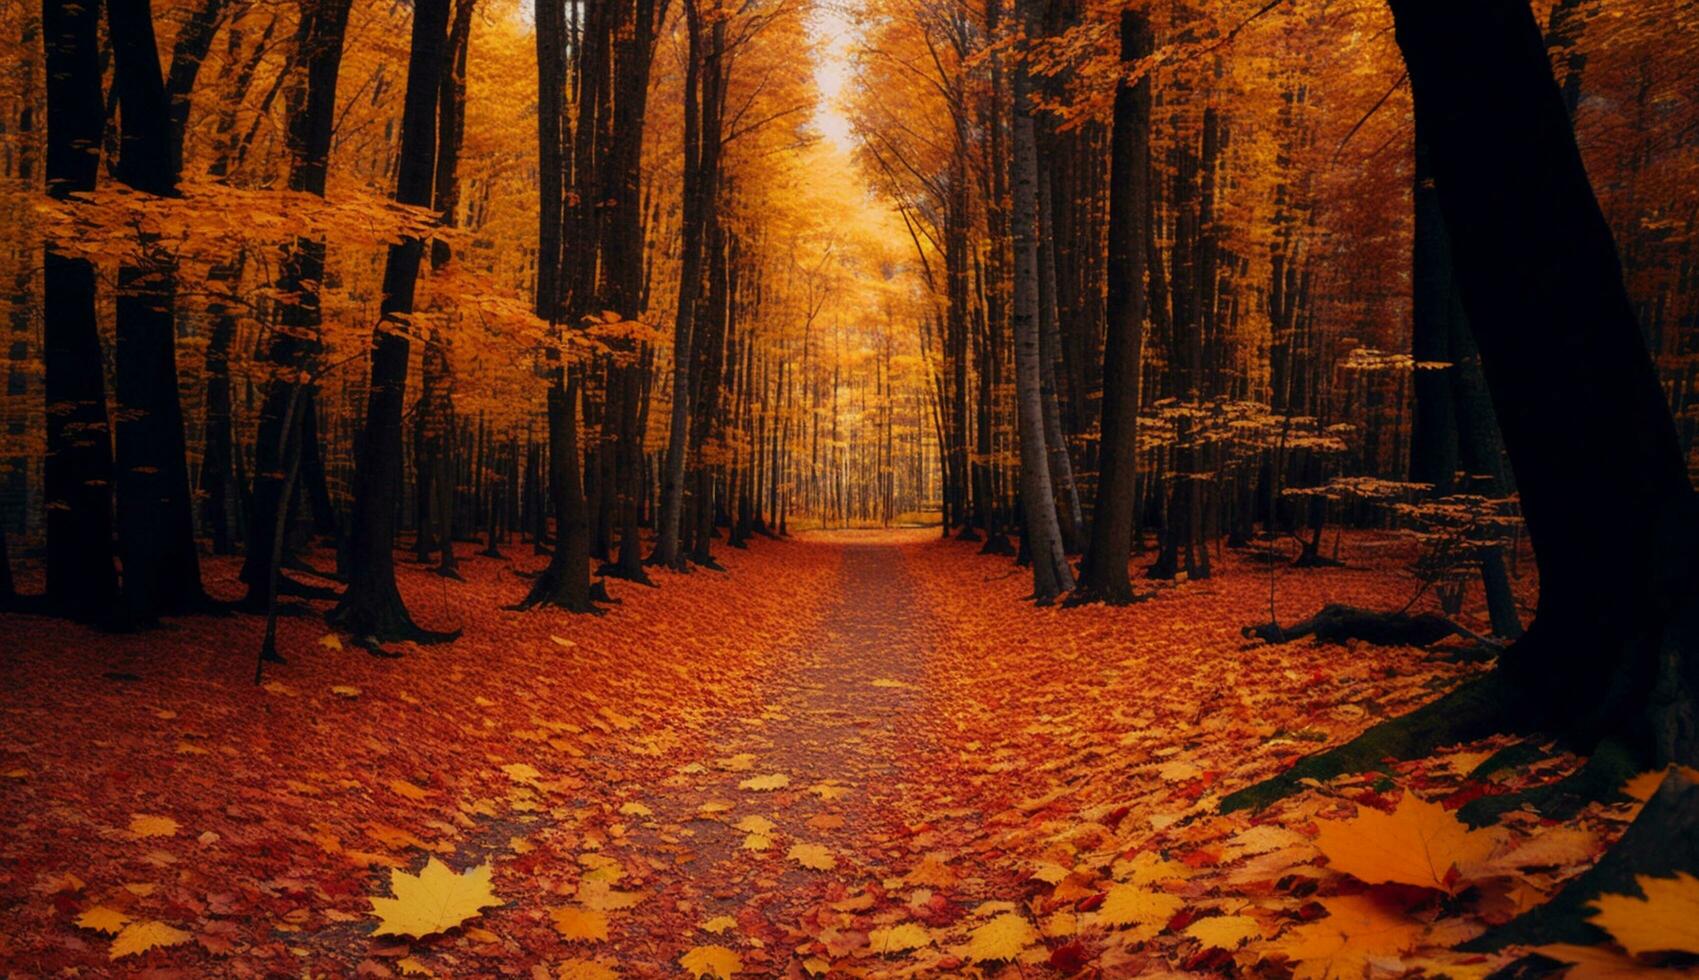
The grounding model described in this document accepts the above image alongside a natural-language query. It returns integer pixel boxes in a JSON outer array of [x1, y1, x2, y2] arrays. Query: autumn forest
[[3, 0, 1699, 973]]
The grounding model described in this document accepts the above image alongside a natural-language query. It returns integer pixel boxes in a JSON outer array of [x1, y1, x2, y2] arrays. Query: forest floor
[[0, 529, 1680, 977]]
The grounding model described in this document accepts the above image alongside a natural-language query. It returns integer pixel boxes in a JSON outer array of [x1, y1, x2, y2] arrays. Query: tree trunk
[[331, 0, 454, 643], [107, 0, 207, 623], [41, 0, 119, 620], [1225, 8, 1699, 945], [1077, 9, 1150, 605], [241, 0, 352, 606], [1010, 59, 1073, 602]]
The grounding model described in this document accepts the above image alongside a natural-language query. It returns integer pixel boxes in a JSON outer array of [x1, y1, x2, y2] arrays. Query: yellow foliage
[[1185, 914, 1262, 950], [965, 912, 1036, 962], [551, 906, 610, 942], [679, 944, 742, 978], [738, 773, 790, 791], [369, 858, 500, 938], [1589, 872, 1699, 956], [1312, 793, 1499, 892], [787, 842, 836, 870], [108, 920, 191, 959], [1268, 895, 1424, 979], [129, 814, 179, 838], [75, 905, 132, 935], [867, 921, 932, 954], [1097, 883, 1183, 940]]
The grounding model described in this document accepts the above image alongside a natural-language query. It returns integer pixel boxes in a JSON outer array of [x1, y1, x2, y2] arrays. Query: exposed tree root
[[1457, 737, 1640, 827], [1291, 553, 1346, 569], [1220, 673, 1524, 813], [329, 596, 462, 647], [1462, 769, 1699, 952], [241, 575, 341, 609], [1242, 603, 1490, 649], [511, 567, 603, 614], [1063, 585, 1153, 608], [979, 533, 1015, 557], [597, 561, 656, 587], [1467, 740, 1556, 781]]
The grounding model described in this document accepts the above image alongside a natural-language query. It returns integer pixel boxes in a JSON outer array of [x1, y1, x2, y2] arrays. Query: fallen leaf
[[1589, 872, 1699, 956], [551, 906, 609, 942], [1313, 793, 1499, 892], [868, 921, 932, 954], [966, 912, 1036, 962], [129, 814, 179, 838], [679, 943, 741, 977], [76, 906, 132, 935], [109, 920, 191, 959], [370, 858, 500, 938], [788, 842, 835, 870]]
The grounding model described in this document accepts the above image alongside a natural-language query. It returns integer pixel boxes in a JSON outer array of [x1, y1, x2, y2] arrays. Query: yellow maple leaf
[[1313, 794, 1499, 892], [331, 685, 361, 698], [1185, 914, 1261, 950], [742, 833, 773, 852], [370, 858, 500, 938], [109, 920, 190, 959], [967, 912, 1036, 962], [868, 921, 932, 954], [700, 915, 737, 934], [788, 842, 835, 870], [1097, 883, 1183, 940], [738, 773, 790, 791], [556, 957, 619, 980], [679, 943, 742, 977], [1589, 872, 1699, 956], [129, 814, 179, 838], [735, 815, 777, 835], [318, 633, 343, 650], [617, 801, 651, 817], [75, 906, 132, 935], [397, 956, 433, 976], [1269, 894, 1424, 979], [551, 906, 609, 942]]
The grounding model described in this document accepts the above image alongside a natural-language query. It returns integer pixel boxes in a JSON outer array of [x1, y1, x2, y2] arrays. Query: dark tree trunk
[[1076, 9, 1150, 605], [331, 0, 456, 642], [107, 0, 207, 623], [1227, 6, 1699, 948], [41, 0, 119, 620], [1408, 133, 1461, 494], [241, 0, 352, 605]]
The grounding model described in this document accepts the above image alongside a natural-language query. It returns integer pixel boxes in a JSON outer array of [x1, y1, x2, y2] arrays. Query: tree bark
[[41, 0, 119, 620], [1077, 9, 1151, 605], [107, 0, 207, 623], [331, 0, 455, 642], [1009, 58, 1074, 602]]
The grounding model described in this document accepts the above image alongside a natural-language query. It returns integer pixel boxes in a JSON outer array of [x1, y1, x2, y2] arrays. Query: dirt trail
[[607, 537, 962, 972]]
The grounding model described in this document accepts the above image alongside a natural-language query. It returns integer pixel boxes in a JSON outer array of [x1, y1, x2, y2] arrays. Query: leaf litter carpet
[[0, 530, 1688, 976]]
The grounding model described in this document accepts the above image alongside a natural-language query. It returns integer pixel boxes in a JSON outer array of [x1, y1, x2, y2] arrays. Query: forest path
[[607, 538, 964, 974]]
